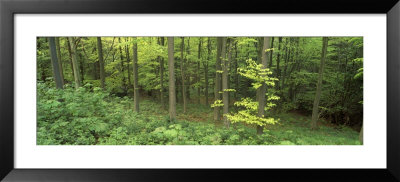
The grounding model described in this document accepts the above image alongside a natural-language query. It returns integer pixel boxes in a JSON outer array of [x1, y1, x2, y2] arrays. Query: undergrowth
[[37, 82, 361, 145]]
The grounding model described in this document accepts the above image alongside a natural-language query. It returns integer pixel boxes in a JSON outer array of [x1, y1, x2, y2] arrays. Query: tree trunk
[[168, 37, 176, 120], [66, 38, 75, 80], [222, 38, 229, 128], [132, 37, 140, 112], [311, 37, 328, 129], [186, 38, 191, 101], [281, 38, 290, 91], [96, 37, 106, 89], [79, 52, 85, 82], [268, 37, 274, 68], [197, 38, 202, 105], [67, 37, 82, 88], [125, 38, 132, 89], [234, 42, 239, 101], [159, 37, 165, 108], [55, 37, 65, 85], [48, 37, 64, 89], [275, 37, 282, 90], [204, 38, 211, 106], [256, 37, 270, 135], [180, 37, 187, 113], [119, 37, 127, 94], [214, 37, 223, 121]]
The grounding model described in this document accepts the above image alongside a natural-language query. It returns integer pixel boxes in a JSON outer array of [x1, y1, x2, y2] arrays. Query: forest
[[37, 36, 363, 145]]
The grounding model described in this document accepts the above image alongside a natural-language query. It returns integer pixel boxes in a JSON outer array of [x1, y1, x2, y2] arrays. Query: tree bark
[[180, 37, 187, 113], [275, 37, 282, 90], [125, 38, 132, 89], [311, 37, 329, 129], [67, 37, 82, 88], [96, 37, 106, 89], [214, 37, 223, 121], [197, 38, 202, 105], [55, 37, 65, 85], [48, 37, 64, 89], [159, 37, 165, 108], [268, 37, 274, 68], [168, 37, 176, 120], [203, 38, 211, 106], [222, 38, 231, 128], [66, 38, 75, 79], [132, 37, 140, 112], [234, 42, 239, 101], [119, 37, 127, 94], [256, 37, 270, 135], [186, 38, 191, 101]]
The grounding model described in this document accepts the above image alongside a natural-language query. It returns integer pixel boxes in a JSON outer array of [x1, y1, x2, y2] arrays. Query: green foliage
[[37, 36, 363, 145], [211, 99, 223, 108], [237, 59, 277, 89], [37, 82, 360, 145], [227, 59, 280, 128]]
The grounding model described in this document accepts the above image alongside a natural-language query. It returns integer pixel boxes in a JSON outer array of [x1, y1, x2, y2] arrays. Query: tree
[[214, 37, 223, 121], [159, 37, 165, 108], [221, 37, 229, 128], [119, 38, 127, 94], [125, 38, 132, 89], [55, 37, 65, 85], [48, 37, 64, 89], [197, 38, 202, 104], [275, 37, 282, 90], [256, 37, 271, 134], [168, 37, 176, 120], [67, 37, 82, 88], [132, 37, 140, 112], [180, 37, 187, 113], [97, 37, 106, 89], [203, 38, 211, 106], [311, 37, 329, 129]]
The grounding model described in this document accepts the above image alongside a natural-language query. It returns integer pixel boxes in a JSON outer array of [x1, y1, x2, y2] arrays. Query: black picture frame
[[1, 0, 399, 181]]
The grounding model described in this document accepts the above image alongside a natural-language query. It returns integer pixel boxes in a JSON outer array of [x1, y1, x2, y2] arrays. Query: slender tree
[[203, 38, 211, 106], [48, 37, 64, 89], [159, 37, 166, 108], [256, 37, 271, 135], [119, 37, 127, 93], [275, 37, 282, 90], [311, 37, 329, 129], [214, 37, 223, 121], [125, 38, 132, 89], [186, 38, 191, 101], [55, 37, 65, 85], [66, 38, 74, 79], [197, 38, 202, 104], [222, 38, 230, 128], [234, 42, 239, 101], [268, 37, 274, 68], [180, 37, 187, 113], [68, 37, 82, 88], [97, 37, 106, 89], [132, 37, 140, 112], [168, 37, 176, 120]]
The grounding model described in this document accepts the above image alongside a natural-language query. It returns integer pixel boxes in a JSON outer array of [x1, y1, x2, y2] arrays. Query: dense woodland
[[37, 36, 363, 145]]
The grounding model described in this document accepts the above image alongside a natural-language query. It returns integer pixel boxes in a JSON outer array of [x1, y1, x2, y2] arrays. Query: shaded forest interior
[[37, 37, 363, 145]]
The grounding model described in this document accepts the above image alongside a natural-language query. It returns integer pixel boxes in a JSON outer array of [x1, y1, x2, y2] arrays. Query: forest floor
[[131, 98, 361, 145], [37, 86, 361, 145]]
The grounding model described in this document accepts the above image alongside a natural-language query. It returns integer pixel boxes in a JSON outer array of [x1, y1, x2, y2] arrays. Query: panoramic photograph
[[36, 36, 363, 145]]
